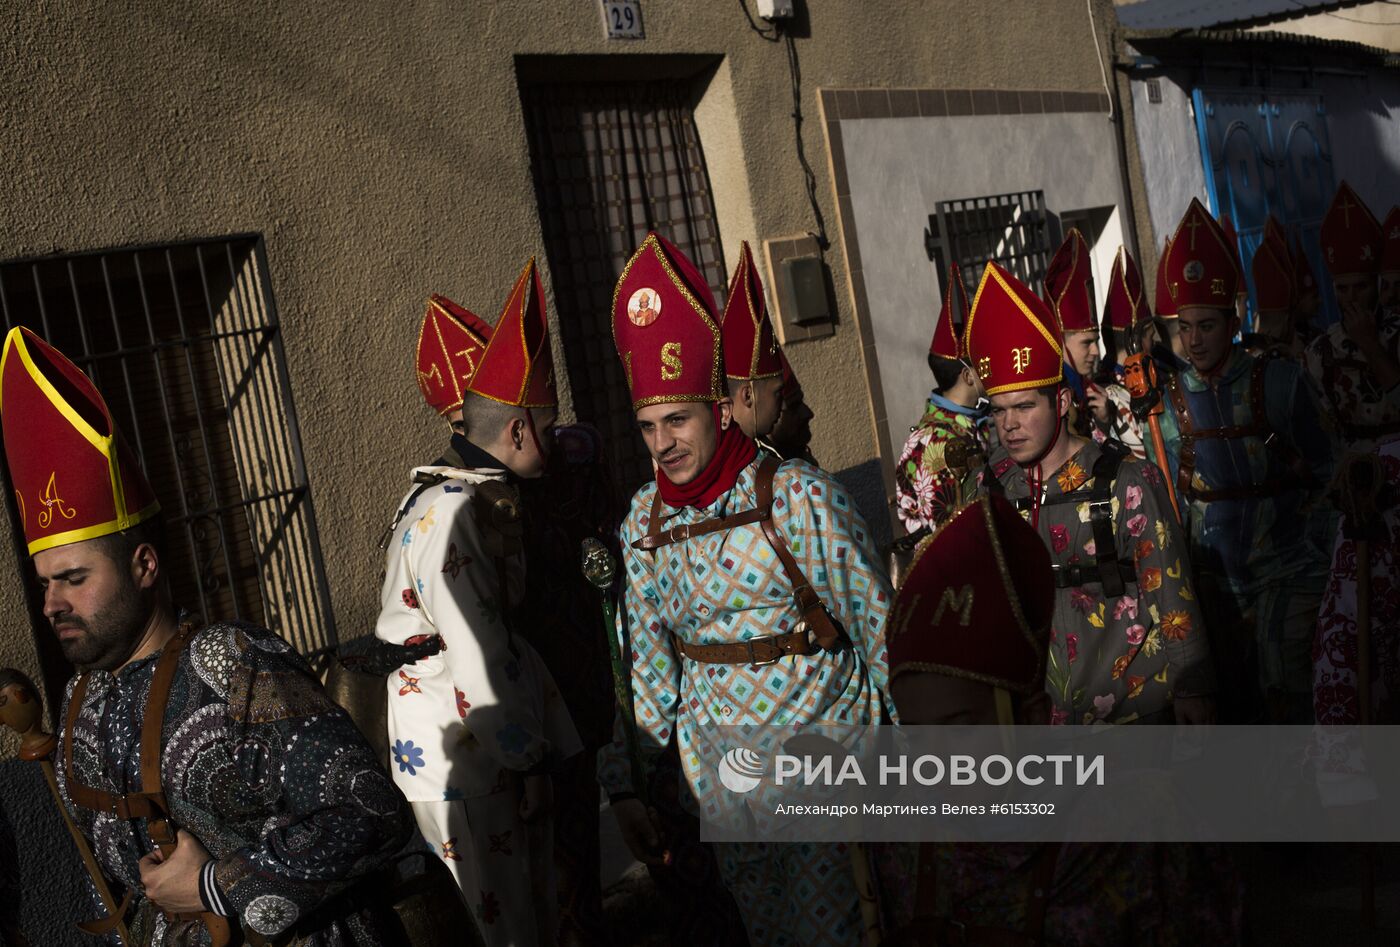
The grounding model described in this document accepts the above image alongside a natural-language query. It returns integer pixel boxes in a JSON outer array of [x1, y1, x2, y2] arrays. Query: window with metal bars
[[0, 236, 338, 668], [924, 190, 1056, 317], [522, 80, 729, 494]]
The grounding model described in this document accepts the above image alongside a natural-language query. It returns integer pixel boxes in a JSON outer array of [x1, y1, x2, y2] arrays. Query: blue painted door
[[1192, 88, 1337, 326]]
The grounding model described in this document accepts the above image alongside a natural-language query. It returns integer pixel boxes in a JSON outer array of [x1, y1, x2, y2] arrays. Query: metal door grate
[[523, 80, 728, 493], [925, 190, 1055, 314], [0, 236, 338, 665]]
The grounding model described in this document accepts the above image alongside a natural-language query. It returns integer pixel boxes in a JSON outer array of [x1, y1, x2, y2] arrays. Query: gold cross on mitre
[[1338, 194, 1356, 228]]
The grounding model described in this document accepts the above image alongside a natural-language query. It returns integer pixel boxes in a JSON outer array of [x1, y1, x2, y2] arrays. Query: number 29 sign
[[602, 0, 644, 39]]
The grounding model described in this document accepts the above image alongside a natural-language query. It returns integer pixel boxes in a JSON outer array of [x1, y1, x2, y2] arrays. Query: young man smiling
[[1154, 199, 1333, 724], [966, 262, 1214, 727], [599, 232, 894, 947]]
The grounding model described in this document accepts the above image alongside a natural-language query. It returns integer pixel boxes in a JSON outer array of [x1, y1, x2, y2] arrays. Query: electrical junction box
[[756, 0, 795, 20], [779, 255, 830, 326]]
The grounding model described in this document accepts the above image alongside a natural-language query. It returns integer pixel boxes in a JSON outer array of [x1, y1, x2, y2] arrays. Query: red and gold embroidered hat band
[[1320, 181, 1382, 278], [963, 261, 1064, 397], [1252, 235, 1296, 316], [929, 261, 969, 360], [1105, 246, 1148, 331], [1043, 227, 1095, 334], [1381, 206, 1400, 276], [1154, 235, 1177, 318], [417, 294, 492, 416], [721, 241, 783, 382], [888, 494, 1053, 694], [0, 327, 160, 555], [1164, 198, 1240, 309], [612, 232, 724, 411], [464, 258, 557, 410]]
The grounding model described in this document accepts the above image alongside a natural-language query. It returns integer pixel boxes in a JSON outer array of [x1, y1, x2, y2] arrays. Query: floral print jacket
[[979, 441, 1214, 724]]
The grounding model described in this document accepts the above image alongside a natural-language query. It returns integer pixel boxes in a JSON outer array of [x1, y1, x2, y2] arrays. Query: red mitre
[[1290, 236, 1319, 297], [1252, 235, 1296, 316], [721, 241, 782, 382], [1164, 199, 1239, 309], [777, 346, 800, 399], [1154, 236, 1177, 318], [0, 327, 160, 555], [464, 259, 557, 409], [612, 232, 724, 411], [1218, 213, 1246, 295], [929, 261, 969, 360], [1043, 228, 1096, 333], [888, 493, 1053, 694], [1320, 181, 1382, 278], [964, 262, 1064, 397], [1381, 206, 1400, 275], [417, 294, 492, 416], [1104, 246, 1149, 331], [1263, 215, 1288, 250]]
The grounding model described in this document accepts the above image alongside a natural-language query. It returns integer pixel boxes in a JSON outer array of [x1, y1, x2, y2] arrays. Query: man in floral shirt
[[896, 261, 989, 534], [965, 262, 1215, 725], [1303, 182, 1400, 453]]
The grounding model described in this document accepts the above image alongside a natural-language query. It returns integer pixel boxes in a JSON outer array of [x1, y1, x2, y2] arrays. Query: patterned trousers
[[413, 795, 556, 947], [717, 841, 863, 947]]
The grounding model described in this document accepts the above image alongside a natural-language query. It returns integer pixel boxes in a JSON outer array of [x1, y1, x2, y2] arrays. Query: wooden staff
[[0, 669, 131, 945]]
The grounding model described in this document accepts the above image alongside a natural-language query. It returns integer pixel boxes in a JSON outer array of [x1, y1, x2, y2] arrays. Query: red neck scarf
[[656, 404, 759, 510]]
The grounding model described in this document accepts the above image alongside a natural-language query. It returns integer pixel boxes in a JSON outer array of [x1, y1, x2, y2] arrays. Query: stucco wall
[[841, 109, 1129, 459], [0, 2, 1120, 934], [0, 0, 1121, 681], [1126, 70, 1209, 256]]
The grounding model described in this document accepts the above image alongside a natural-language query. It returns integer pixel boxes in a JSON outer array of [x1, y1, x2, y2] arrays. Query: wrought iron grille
[[0, 236, 338, 665], [924, 190, 1055, 315], [522, 80, 729, 494]]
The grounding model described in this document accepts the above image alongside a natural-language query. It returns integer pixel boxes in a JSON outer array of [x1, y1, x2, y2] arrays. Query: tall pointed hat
[[721, 241, 783, 382], [1043, 228, 1096, 333], [1381, 206, 1400, 276], [464, 259, 557, 409], [1154, 235, 1177, 318], [1320, 181, 1382, 279], [1252, 235, 1297, 316], [1163, 198, 1240, 309], [889, 494, 1054, 694], [964, 262, 1064, 397], [929, 261, 969, 360], [416, 294, 492, 416], [0, 327, 160, 555], [612, 232, 725, 411], [1105, 246, 1149, 331]]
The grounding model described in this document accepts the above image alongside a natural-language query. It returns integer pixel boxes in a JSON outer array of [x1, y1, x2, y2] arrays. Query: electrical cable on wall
[[739, 0, 829, 251]]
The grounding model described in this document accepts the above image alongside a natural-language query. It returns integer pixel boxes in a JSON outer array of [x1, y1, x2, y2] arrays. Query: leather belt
[[672, 629, 813, 668]]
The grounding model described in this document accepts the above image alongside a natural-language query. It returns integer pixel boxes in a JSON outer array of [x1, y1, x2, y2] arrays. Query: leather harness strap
[[632, 455, 845, 662], [985, 443, 1134, 599], [63, 624, 243, 945], [1169, 359, 1310, 504]]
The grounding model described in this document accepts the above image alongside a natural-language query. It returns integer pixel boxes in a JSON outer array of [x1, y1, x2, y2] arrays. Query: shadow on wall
[[0, 760, 88, 947]]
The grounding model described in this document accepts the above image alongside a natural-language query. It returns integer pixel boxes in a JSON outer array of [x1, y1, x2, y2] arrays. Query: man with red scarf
[[967, 260, 1215, 726], [597, 232, 894, 947], [1152, 200, 1333, 724]]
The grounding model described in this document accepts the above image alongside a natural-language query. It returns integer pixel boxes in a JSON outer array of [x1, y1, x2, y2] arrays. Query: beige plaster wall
[[0, 0, 1117, 687]]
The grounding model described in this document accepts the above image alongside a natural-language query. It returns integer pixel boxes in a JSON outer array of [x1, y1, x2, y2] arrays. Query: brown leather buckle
[[745, 635, 782, 668]]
